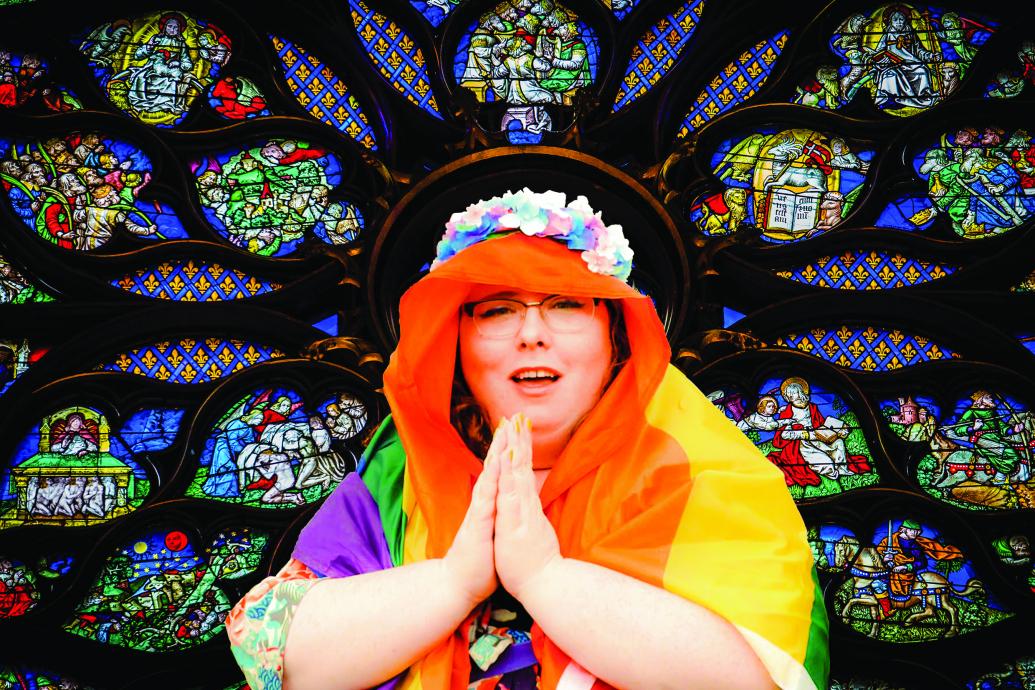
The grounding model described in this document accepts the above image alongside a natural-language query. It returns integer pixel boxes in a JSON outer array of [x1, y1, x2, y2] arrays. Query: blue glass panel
[[792, 7, 997, 117], [190, 389, 360, 506], [875, 195, 938, 231], [722, 306, 746, 328], [771, 326, 959, 370], [270, 36, 378, 150], [191, 140, 348, 256], [77, 12, 231, 128], [453, 6, 599, 106], [911, 127, 1035, 239], [613, 0, 705, 111], [1018, 333, 1035, 356], [112, 260, 281, 301], [207, 76, 270, 120], [775, 250, 957, 289], [678, 30, 789, 136], [0, 133, 184, 251], [349, 0, 442, 119], [99, 338, 285, 383], [690, 127, 874, 242], [312, 314, 338, 336], [1, 406, 151, 530], [119, 408, 186, 453]]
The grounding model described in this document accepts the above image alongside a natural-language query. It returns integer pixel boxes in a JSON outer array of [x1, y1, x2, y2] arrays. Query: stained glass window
[[770, 326, 959, 370], [676, 30, 789, 136], [792, 5, 997, 117], [1, 0, 1032, 686], [690, 127, 874, 241], [612, 0, 704, 111]]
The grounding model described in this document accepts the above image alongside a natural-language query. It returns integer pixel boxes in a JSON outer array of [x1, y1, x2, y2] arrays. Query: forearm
[[518, 558, 776, 690], [284, 559, 475, 690]]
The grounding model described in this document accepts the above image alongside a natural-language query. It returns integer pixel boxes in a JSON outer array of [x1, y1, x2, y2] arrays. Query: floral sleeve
[[227, 557, 323, 690]]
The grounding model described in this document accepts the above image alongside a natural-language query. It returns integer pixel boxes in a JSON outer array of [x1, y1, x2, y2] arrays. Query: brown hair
[[449, 299, 632, 457]]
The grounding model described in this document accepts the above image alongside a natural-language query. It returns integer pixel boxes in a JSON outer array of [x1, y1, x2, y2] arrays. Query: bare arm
[[284, 440, 503, 690], [517, 558, 777, 690], [283, 559, 474, 690]]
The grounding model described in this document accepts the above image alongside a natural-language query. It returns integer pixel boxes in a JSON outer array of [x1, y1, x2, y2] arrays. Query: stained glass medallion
[[0, 132, 186, 251], [834, 519, 1011, 642], [793, 5, 997, 117], [0, 254, 54, 303], [350, 0, 441, 119], [0, 406, 151, 530], [676, 30, 790, 137], [208, 75, 270, 120], [77, 11, 231, 127], [906, 127, 1035, 239], [708, 376, 879, 501], [0, 50, 80, 112], [770, 326, 959, 371], [690, 127, 874, 242], [612, 0, 705, 112], [270, 35, 379, 150], [886, 391, 1035, 511], [774, 250, 958, 290], [191, 139, 361, 256], [188, 388, 361, 507], [0, 553, 74, 618], [98, 339, 286, 384], [64, 527, 268, 651]]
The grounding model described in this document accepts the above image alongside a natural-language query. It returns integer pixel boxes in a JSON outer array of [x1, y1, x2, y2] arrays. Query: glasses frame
[[461, 294, 600, 339]]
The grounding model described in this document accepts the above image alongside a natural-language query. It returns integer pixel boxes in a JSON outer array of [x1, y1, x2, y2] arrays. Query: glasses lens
[[542, 296, 595, 332], [470, 300, 523, 337]]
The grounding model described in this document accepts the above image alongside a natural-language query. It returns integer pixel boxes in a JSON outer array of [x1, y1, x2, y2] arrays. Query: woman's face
[[459, 285, 614, 456]]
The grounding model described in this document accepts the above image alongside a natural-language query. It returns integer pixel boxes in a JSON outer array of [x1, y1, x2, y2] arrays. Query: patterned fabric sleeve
[[227, 557, 323, 690]]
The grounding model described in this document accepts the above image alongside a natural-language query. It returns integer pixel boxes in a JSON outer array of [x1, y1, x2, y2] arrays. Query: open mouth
[[510, 368, 561, 385]]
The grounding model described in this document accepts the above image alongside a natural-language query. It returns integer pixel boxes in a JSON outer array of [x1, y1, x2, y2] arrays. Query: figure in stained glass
[[807, 524, 860, 573], [0, 133, 185, 250], [0, 256, 52, 303], [191, 390, 355, 507], [915, 128, 1035, 239], [991, 535, 1030, 567], [208, 76, 270, 120], [710, 378, 878, 501], [65, 529, 266, 651], [0, 407, 150, 529], [836, 520, 1009, 641], [0, 558, 37, 617], [0, 50, 79, 112], [905, 391, 1035, 511], [692, 128, 873, 241], [192, 139, 356, 256], [78, 12, 231, 127], [793, 5, 995, 117]]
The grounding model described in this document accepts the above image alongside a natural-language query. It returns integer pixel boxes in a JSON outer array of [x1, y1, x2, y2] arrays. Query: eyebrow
[[475, 290, 523, 300]]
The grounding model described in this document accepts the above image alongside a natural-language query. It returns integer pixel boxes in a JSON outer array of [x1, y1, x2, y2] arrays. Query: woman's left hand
[[493, 414, 563, 601]]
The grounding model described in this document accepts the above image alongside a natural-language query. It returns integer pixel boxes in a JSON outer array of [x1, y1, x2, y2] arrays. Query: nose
[[516, 304, 550, 349]]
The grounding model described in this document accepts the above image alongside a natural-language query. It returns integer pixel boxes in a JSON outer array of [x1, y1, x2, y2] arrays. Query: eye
[[548, 297, 590, 311], [475, 301, 518, 319]]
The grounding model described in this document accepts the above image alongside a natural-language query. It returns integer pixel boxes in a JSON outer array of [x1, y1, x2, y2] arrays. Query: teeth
[[514, 369, 557, 381]]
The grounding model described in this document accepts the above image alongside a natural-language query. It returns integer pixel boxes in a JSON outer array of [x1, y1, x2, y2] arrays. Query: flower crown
[[430, 188, 634, 282]]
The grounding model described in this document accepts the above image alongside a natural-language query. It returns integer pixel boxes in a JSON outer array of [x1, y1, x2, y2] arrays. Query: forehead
[[465, 284, 553, 302]]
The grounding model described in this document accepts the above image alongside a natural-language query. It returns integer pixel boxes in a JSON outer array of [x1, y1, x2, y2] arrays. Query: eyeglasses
[[462, 294, 598, 339]]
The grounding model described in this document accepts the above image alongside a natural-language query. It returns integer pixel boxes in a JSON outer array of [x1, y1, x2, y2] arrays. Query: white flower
[[539, 190, 567, 210], [568, 195, 593, 214]]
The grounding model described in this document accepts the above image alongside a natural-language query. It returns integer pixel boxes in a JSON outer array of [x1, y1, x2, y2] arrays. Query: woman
[[227, 189, 828, 690]]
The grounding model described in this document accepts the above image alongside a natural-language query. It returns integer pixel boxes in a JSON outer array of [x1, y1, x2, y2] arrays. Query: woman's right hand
[[441, 424, 503, 608]]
